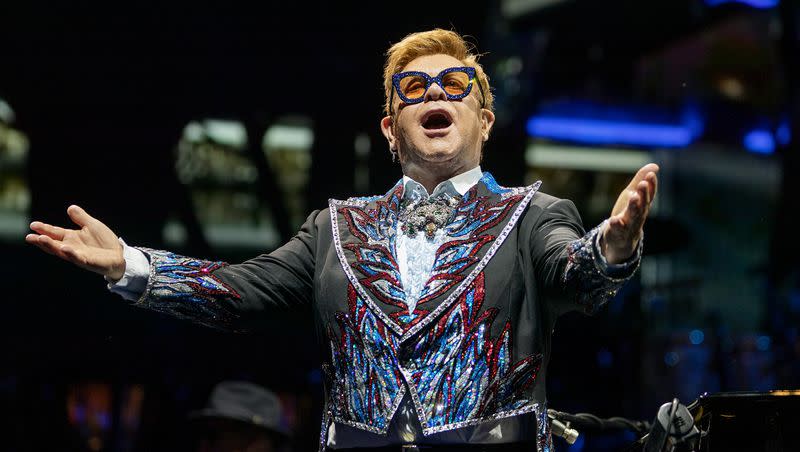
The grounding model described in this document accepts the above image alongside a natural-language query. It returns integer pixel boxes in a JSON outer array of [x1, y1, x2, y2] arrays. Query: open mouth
[[421, 111, 453, 130]]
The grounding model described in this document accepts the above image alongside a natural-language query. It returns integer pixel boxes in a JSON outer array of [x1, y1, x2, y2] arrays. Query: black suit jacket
[[133, 173, 639, 450]]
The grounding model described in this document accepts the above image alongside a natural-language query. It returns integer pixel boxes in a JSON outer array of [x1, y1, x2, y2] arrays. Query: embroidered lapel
[[330, 173, 541, 341], [331, 182, 408, 336]]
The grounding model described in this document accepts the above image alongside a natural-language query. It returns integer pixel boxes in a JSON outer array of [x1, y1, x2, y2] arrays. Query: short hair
[[383, 29, 494, 116]]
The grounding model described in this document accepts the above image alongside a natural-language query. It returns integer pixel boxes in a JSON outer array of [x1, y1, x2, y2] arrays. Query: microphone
[[642, 398, 699, 452], [548, 412, 580, 445]]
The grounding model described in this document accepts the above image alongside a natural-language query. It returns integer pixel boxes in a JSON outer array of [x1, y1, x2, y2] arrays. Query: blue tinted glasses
[[389, 66, 486, 113]]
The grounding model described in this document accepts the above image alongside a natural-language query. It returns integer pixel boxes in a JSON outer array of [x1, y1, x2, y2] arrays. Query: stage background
[[2, 1, 798, 450]]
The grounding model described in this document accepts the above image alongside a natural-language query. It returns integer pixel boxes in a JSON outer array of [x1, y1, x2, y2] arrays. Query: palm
[[603, 163, 659, 264], [26, 205, 126, 279]]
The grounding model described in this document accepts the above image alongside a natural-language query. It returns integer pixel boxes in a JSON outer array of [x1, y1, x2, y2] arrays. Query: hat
[[189, 381, 291, 438]]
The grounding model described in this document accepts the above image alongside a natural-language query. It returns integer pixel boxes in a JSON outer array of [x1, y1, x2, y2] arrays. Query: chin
[[414, 150, 460, 165], [416, 140, 462, 161]]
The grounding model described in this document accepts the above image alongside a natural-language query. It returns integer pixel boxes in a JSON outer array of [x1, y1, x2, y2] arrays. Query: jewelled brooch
[[398, 196, 460, 239]]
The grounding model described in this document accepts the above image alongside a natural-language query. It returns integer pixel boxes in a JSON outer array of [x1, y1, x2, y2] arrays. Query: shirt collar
[[402, 166, 483, 200]]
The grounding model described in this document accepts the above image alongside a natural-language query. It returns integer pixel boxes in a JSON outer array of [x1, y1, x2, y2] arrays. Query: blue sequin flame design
[[137, 248, 242, 330], [328, 285, 404, 431], [406, 272, 543, 429], [327, 274, 542, 434]]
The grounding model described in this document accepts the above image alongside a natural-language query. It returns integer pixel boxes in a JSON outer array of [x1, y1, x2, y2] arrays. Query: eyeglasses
[[389, 66, 486, 114]]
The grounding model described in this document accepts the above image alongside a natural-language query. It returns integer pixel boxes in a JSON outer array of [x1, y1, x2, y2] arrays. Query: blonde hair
[[383, 29, 494, 116]]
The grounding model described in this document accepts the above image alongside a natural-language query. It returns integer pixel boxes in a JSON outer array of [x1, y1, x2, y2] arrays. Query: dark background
[[1, 1, 799, 451]]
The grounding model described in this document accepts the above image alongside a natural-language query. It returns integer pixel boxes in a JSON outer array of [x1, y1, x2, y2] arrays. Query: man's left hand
[[602, 163, 659, 264]]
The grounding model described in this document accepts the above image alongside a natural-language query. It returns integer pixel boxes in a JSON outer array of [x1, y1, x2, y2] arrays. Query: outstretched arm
[[531, 163, 659, 315], [26, 205, 320, 331]]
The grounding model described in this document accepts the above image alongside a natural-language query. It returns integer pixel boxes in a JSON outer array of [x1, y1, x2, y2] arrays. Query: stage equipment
[[626, 390, 800, 451]]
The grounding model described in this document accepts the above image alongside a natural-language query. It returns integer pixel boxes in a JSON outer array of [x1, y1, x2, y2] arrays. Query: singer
[[26, 29, 658, 451]]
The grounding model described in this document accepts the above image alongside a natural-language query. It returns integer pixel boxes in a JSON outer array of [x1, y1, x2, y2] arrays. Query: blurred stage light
[[705, 0, 780, 8], [525, 144, 651, 172], [526, 117, 693, 148], [743, 129, 776, 155], [776, 119, 791, 146], [527, 100, 702, 148], [689, 329, 705, 345], [501, 0, 569, 19], [596, 348, 613, 368], [756, 335, 771, 351], [0, 98, 14, 123], [203, 120, 248, 148], [262, 124, 314, 150], [664, 351, 680, 367]]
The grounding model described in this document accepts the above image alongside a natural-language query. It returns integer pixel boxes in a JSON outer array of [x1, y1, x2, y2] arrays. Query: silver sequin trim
[[328, 385, 408, 435], [135, 247, 159, 306], [318, 408, 330, 452], [400, 363, 544, 437], [329, 200, 407, 337], [499, 185, 530, 200]]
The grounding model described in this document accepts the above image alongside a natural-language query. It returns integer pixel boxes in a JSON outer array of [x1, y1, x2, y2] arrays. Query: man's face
[[381, 54, 494, 171]]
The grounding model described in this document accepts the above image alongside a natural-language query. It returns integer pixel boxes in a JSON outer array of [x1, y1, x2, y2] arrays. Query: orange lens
[[399, 75, 427, 99], [442, 71, 470, 95]]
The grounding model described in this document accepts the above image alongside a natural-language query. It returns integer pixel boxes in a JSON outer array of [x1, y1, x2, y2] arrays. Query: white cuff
[[106, 238, 150, 301]]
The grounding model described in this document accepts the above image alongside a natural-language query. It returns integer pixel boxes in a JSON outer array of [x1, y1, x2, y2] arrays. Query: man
[[189, 381, 291, 452], [27, 29, 658, 451]]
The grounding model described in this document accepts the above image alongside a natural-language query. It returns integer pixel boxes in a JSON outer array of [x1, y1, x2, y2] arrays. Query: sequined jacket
[[131, 173, 639, 451]]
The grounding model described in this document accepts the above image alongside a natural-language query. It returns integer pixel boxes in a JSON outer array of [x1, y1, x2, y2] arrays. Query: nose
[[424, 79, 447, 103]]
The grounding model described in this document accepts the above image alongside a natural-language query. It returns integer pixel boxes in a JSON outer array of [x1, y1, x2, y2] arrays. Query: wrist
[[601, 228, 639, 265], [106, 241, 126, 281], [106, 262, 126, 282]]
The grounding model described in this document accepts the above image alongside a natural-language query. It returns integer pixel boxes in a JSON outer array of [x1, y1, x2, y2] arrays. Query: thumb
[[66, 205, 96, 228]]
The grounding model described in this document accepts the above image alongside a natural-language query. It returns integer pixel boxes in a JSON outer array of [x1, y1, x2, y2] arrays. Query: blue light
[[97, 411, 112, 429], [705, 0, 780, 8], [568, 430, 585, 451], [743, 129, 776, 154], [526, 117, 693, 148], [776, 120, 791, 146], [596, 348, 613, 368], [664, 351, 680, 367], [756, 335, 771, 351], [689, 329, 705, 345], [682, 104, 706, 139]]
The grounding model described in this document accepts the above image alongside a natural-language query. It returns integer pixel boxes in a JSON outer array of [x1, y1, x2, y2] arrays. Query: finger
[[26, 234, 56, 256], [646, 171, 658, 200], [35, 235, 69, 259], [624, 191, 646, 230], [628, 163, 660, 189], [29, 221, 68, 240], [67, 205, 96, 228], [637, 180, 651, 206]]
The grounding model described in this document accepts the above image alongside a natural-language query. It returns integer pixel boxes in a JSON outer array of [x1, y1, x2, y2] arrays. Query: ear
[[480, 109, 496, 142], [380, 115, 397, 150]]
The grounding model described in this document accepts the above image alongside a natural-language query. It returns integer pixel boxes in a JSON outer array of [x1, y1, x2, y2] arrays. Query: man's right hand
[[25, 205, 126, 281]]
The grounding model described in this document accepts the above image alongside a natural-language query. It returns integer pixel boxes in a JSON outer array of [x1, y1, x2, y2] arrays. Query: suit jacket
[[132, 173, 639, 451]]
